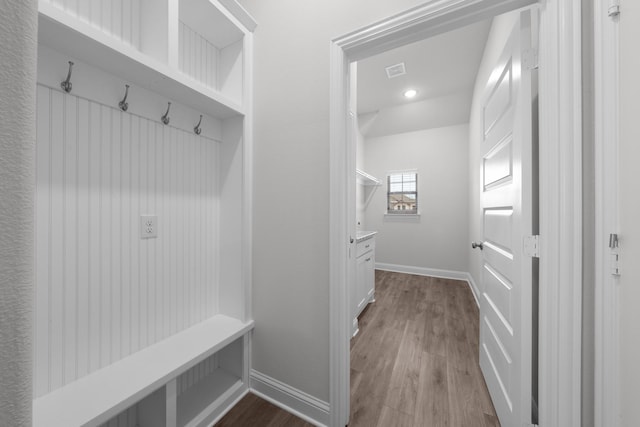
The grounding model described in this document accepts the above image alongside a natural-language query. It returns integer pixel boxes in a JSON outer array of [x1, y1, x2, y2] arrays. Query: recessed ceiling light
[[404, 89, 417, 99]]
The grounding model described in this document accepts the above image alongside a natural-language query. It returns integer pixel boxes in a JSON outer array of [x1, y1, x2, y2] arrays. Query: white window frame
[[386, 170, 418, 215]]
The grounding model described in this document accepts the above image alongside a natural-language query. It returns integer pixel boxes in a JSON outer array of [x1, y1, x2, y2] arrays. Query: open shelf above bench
[[33, 315, 254, 427], [38, 1, 248, 119]]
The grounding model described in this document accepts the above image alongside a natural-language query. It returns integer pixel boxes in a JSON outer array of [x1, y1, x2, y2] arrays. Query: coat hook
[[119, 84, 130, 111], [194, 115, 203, 135], [61, 61, 74, 93], [161, 102, 171, 125]]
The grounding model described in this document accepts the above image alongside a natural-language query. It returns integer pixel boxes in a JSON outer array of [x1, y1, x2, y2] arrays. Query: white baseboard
[[249, 370, 329, 427], [375, 262, 480, 308], [464, 272, 481, 308]]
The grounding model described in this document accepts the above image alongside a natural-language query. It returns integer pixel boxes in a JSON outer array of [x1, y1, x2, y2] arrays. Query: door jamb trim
[[329, 0, 583, 425]]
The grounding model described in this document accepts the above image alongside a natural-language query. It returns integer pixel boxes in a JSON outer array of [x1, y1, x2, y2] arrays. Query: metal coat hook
[[161, 102, 171, 125], [61, 61, 74, 93], [194, 115, 203, 135], [119, 85, 130, 111]]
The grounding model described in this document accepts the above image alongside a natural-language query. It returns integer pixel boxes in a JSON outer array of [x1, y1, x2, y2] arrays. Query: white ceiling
[[356, 19, 492, 137]]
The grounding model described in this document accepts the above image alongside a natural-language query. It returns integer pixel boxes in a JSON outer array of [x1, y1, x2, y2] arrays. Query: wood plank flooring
[[215, 271, 498, 427], [215, 393, 313, 427], [350, 270, 499, 427]]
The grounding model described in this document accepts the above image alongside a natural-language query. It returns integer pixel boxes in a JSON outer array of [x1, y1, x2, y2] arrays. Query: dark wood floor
[[349, 270, 498, 427], [215, 392, 313, 427], [216, 271, 498, 427]]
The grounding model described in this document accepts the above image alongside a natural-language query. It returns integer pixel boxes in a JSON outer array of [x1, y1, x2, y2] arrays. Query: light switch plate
[[140, 215, 157, 239]]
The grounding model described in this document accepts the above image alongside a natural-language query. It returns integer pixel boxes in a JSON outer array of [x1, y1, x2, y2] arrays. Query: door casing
[[329, 1, 584, 426]]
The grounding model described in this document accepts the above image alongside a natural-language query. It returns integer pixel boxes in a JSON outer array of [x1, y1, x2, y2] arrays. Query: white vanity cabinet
[[353, 232, 376, 336]]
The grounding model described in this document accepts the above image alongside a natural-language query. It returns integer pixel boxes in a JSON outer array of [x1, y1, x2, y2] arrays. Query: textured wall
[[0, 1, 37, 425]]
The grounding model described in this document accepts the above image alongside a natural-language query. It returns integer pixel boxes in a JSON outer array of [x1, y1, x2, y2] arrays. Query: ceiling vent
[[385, 62, 406, 79]]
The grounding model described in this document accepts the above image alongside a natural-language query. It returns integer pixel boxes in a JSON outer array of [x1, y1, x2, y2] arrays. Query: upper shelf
[[37, 0, 255, 119], [356, 169, 381, 186]]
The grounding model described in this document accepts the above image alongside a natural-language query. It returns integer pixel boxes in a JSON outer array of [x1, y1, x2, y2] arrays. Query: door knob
[[471, 241, 484, 250]]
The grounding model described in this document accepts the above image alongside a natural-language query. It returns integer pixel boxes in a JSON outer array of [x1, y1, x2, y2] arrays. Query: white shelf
[[33, 315, 254, 427], [38, 2, 244, 119], [177, 369, 243, 427], [356, 169, 381, 186]]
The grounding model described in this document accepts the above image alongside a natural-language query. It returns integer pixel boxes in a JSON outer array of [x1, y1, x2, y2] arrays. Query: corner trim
[[593, 0, 620, 424], [249, 370, 329, 427]]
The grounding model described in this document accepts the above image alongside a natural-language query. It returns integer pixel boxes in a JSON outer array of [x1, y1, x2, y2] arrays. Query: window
[[387, 172, 417, 214]]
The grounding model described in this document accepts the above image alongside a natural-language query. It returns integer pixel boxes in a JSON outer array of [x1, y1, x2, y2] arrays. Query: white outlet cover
[[140, 215, 158, 239]]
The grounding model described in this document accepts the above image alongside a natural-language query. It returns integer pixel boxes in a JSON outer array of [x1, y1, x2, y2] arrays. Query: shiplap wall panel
[[179, 21, 219, 91], [63, 93, 78, 386], [34, 85, 220, 397], [76, 97, 90, 380], [44, 0, 141, 49], [177, 353, 217, 395]]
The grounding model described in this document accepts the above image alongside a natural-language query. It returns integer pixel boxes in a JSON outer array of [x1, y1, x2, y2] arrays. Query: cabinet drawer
[[356, 238, 375, 258]]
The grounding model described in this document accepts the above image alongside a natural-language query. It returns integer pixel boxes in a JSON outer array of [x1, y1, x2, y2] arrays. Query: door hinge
[[609, 233, 621, 276], [524, 235, 540, 258], [523, 48, 538, 70]]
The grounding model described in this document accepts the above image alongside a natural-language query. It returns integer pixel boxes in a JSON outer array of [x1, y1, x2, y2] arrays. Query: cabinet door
[[356, 254, 368, 314], [352, 258, 361, 323], [365, 251, 375, 301]]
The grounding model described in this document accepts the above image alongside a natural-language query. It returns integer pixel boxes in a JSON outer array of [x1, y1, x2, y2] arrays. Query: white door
[[477, 11, 535, 427]]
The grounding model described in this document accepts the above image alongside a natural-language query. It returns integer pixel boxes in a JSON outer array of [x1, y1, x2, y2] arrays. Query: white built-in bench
[[33, 315, 254, 427]]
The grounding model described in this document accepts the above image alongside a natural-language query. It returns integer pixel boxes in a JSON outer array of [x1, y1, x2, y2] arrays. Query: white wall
[[238, 0, 434, 402], [467, 12, 519, 288], [618, 1, 640, 423], [363, 92, 473, 138], [363, 124, 470, 273], [0, 1, 37, 425]]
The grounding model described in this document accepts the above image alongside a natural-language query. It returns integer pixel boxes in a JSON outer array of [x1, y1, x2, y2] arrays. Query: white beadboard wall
[[177, 353, 218, 395], [179, 21, 219, 91], [42, 0, 141, 49], [34, 84, 221, 398]]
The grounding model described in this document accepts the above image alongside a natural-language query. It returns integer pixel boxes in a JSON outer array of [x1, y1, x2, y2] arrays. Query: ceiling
[[356, 19, 492, 137]]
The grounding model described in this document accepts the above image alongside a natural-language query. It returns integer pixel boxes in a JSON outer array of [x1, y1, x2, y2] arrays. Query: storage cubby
[[98, 387, 167, 427], [177, 337, 245, 427], [178, 0, 244, 104], [33, 0, 255, 426], [39, 0, 172, 63]]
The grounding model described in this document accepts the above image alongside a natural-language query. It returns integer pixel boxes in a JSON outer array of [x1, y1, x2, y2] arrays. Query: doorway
[[329, 1, 584, 426]]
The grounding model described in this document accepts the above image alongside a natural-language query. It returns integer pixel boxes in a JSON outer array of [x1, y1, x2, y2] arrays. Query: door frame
[[593, 0, 619, 425], [329, 0, 584, 426]]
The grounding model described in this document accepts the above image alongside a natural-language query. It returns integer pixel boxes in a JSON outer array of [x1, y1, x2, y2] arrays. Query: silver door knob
[[471, 241, 484, 250]]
